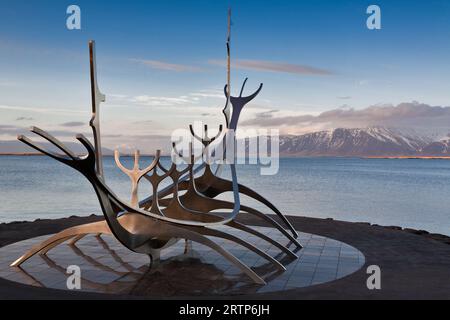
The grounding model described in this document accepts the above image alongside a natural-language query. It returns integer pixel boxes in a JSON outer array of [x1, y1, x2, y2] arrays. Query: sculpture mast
[[89, 40, 106, 178], [227, 7, 231, 102], [223, 7, 232, 128]]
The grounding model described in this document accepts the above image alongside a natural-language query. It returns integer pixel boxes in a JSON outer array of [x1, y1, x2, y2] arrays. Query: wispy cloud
[[60, 121, 85, 127], [132, 95, 192, 106], [190, 89, 224, 99], [208, 59, 333, 76], [0, 105, 87, 115], [16, 116, 34, 121], [109, 88, 225, 108], [356, 80, 369, 86], [130, 58, 203, 72], [254, 109, 279, 119], [0, 124, 88, 138]]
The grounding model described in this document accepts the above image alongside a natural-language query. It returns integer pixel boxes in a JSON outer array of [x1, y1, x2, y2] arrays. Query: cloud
[[130, 58, 203, 72], [0, 124, 88, 138], [208, 59, 333, 76], [133, 120, 153, 125], [190, 89, 224, 99], [132, 95, 193, 106], [105, 134, 173, 155], [357, 80, 369, 86], [254, 109, 279, 119], [337, 96, 352, 100], [111, 88, 226, 108], [0, 120, 173, 154], [0, 124, 17, 130], [109, 94, 128, 99], [241, 102, 450, 135], [60, 121, 85, 127], [0, 124, 26, 138], [16, 116, 33, 121], [0, 105, 87, 115]]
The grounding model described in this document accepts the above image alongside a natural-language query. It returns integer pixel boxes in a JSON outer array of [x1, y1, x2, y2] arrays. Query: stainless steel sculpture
[[89, 40, 106, 178], [115, 149, 156, 208], [11, 12, 302, 285]]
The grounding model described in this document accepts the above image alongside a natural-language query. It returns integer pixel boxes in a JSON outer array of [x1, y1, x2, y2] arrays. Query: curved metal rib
[[184, 166, 299, 239], [157, 180, 286, 270], [69, 243, 139, 278], [176, 160, 301, 252], [226, 221, 298, 259], [159, 194, 301, 253], [39, 236, 75, 255], [94, 235, 136, 272], [239, 205, 301, 248], [39, 254, 140, 291], [189, 225, 285, 271], [149, 221, 266, 285], [30, 126, 77, 159], [11, 219, 112, 266], [18, 135, 72, 165]]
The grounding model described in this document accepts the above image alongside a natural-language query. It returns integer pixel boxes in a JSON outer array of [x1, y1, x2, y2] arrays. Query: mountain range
[[278, 127, 450, 157]]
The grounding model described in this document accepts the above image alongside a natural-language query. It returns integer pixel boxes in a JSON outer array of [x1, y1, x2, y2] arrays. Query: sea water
[[0, 156, 448, 236]]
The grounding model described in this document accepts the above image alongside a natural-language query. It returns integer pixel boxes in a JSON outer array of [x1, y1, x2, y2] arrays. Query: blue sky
[[2, 0, 450, 151]]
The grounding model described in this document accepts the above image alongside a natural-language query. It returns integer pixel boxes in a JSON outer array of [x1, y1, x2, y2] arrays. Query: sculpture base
[[0, 226, 364, 296]]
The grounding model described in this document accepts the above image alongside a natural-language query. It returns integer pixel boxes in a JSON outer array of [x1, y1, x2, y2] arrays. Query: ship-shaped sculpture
[[11, 14, 302, 284]]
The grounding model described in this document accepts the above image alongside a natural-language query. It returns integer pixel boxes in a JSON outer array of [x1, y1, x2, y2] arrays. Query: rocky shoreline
[[2, 214, 449, 247], [327, 219, 450, 245]]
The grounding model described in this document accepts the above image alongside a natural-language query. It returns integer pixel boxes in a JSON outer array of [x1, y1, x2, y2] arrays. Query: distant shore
[[2, 153, 450, 159], [0, 153, 45, 156], [365, 156, 450, 160]]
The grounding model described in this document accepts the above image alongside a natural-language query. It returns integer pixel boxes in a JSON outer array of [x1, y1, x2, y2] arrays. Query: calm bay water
[[0, 156, 449, 236]]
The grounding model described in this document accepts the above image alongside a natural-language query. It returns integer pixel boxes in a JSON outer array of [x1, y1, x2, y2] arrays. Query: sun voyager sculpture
[[11, 15, 302, 285]]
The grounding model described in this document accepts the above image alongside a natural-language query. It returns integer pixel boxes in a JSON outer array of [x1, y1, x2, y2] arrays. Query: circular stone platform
[[0, 226, 365, 296]]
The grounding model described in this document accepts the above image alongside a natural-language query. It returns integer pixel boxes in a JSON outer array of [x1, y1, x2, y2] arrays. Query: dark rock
[[404, 228, 429, 235], [385, 226, 402, 230]]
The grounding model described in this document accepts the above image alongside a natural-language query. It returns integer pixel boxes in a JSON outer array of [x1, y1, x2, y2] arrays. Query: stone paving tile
[[0, 227, 365, 295], [287, 278, 312, 288]]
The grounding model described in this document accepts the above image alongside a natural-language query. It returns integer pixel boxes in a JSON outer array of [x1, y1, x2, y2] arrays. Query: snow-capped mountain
[[279, 127, 450, 157]]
